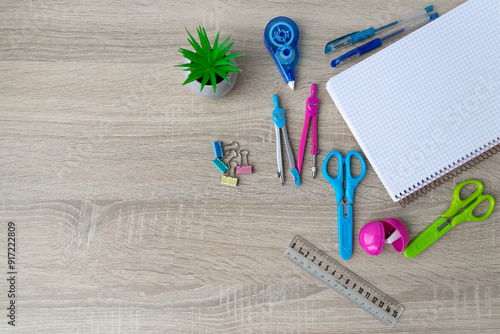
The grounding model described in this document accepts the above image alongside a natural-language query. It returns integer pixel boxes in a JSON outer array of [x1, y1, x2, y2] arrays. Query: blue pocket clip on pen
[[264, 17, 300, 90]]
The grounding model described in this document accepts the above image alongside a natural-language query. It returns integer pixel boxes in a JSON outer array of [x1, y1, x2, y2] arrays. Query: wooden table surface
[[1, 0, 499, 332]]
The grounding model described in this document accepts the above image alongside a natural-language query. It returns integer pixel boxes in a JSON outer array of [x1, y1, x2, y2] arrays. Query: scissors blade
[[403, 217, 450, 258]]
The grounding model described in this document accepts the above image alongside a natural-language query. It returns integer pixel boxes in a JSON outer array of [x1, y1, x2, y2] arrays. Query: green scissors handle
[[404, 180, 495, 258], [403, 217, 451, 258], [449, 193, 495, 226], [442, 180, 490, 221]]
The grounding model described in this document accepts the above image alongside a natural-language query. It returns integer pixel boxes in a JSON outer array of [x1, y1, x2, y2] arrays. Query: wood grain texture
[[1, 0, 499, 332]]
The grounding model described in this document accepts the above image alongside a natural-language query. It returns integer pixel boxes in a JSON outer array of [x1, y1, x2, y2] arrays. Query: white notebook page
[[326, 0, 500, 202]]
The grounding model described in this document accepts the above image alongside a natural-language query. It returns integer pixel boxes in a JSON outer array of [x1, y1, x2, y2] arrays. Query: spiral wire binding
[[396, 138, 500, 207]]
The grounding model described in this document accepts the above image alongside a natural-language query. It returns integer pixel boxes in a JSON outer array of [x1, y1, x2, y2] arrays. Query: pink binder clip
[[236, 150, 252, 174]]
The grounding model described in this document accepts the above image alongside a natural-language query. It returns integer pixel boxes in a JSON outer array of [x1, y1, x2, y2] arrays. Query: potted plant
[[176, 26, 244, 99]]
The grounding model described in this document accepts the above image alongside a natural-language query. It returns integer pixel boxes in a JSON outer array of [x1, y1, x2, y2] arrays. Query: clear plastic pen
[[325, 5, 434, 54], [331, 12, 439, 68]]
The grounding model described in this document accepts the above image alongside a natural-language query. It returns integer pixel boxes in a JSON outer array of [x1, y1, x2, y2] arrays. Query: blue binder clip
[[212, 158, 228, 173], [213, 141, 223, 158]]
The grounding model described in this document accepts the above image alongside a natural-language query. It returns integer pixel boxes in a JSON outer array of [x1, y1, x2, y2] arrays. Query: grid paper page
[[326, 0, 500, 202]]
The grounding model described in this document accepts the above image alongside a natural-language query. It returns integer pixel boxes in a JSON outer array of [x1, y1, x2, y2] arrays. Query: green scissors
[[404, 180, 495, 258]]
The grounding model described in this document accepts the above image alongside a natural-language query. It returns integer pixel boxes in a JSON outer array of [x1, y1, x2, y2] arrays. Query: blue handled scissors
[[322, 151, 367, 260]]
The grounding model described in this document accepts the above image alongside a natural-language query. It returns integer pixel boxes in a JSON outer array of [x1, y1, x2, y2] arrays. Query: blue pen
[[331, 12, 439, 68], [325, 5, 434, 54]]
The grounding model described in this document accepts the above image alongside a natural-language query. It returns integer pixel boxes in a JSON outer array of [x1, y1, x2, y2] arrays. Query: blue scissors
[[322, 151, 367, 260]]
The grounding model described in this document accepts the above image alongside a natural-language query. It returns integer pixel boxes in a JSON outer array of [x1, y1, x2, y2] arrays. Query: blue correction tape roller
[[264, 17, 299, 90]]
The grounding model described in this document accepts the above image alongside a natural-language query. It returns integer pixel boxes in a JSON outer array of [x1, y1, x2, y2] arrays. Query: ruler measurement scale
[[284, 235, 404, 328]]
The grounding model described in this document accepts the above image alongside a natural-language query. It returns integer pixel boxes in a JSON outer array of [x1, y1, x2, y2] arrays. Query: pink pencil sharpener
[[359, 218, 409, 256]]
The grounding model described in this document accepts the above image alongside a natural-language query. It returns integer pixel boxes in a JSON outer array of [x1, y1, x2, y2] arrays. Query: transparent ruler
[[284, 235, 404, 327]]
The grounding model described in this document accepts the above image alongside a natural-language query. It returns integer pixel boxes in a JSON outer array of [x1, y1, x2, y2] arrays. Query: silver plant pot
[[183, 59, 238, 99]]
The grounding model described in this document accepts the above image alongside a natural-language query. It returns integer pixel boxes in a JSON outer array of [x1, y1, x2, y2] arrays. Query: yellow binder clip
[[221, 160, 238, 187]]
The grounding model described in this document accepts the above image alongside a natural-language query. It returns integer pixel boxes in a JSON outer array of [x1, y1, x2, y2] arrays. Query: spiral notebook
[[326, 0, 500, 206]]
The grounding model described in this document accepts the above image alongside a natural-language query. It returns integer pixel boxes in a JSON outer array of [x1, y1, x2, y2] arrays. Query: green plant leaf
[[215, 52, 244, 64], [178, 26, 244, 91], [216, 65, 242, 72], [212, 35, 231, 62], [183, 74, 201, 85], [177, 48, 209, 66], [210, 70, 217, 93], [214, 68, 231, 84], [200, 71, 211, 92], [182, 76, 198, 86], [213, 31, 220, 49], [213, 61, 233, 67], [197, 26, 211, 56], [174, 63, 197, 69], [213, 54, 243, 67], [184, 68, 209, 84], [174, 63, 200, 71], [185, 27, 203, 55], [217, 41, 235, 61], [212, 31, 220, 62]]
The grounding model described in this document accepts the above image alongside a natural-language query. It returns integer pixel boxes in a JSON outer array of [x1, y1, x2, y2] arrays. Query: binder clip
[[223, 141, 239, 153], [221, 160, 238, 187], [222, 149, 237, 165], [213, 141, 223, 158], [212, 150, 237, 174], [212, 158, 228, 173], [236, 150, 252, 174]]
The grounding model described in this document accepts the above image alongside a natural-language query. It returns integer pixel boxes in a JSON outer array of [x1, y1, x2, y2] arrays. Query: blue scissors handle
[[322, 151, 366, 204], [322, 151, 344, 204], [345, 151, 367, 203]]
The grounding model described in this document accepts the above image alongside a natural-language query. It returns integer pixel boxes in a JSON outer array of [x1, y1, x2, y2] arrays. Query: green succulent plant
[[175, 26, 244, 93]]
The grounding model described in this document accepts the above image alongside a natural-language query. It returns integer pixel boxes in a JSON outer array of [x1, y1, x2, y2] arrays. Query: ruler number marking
[[284, 236, 404, 328]]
